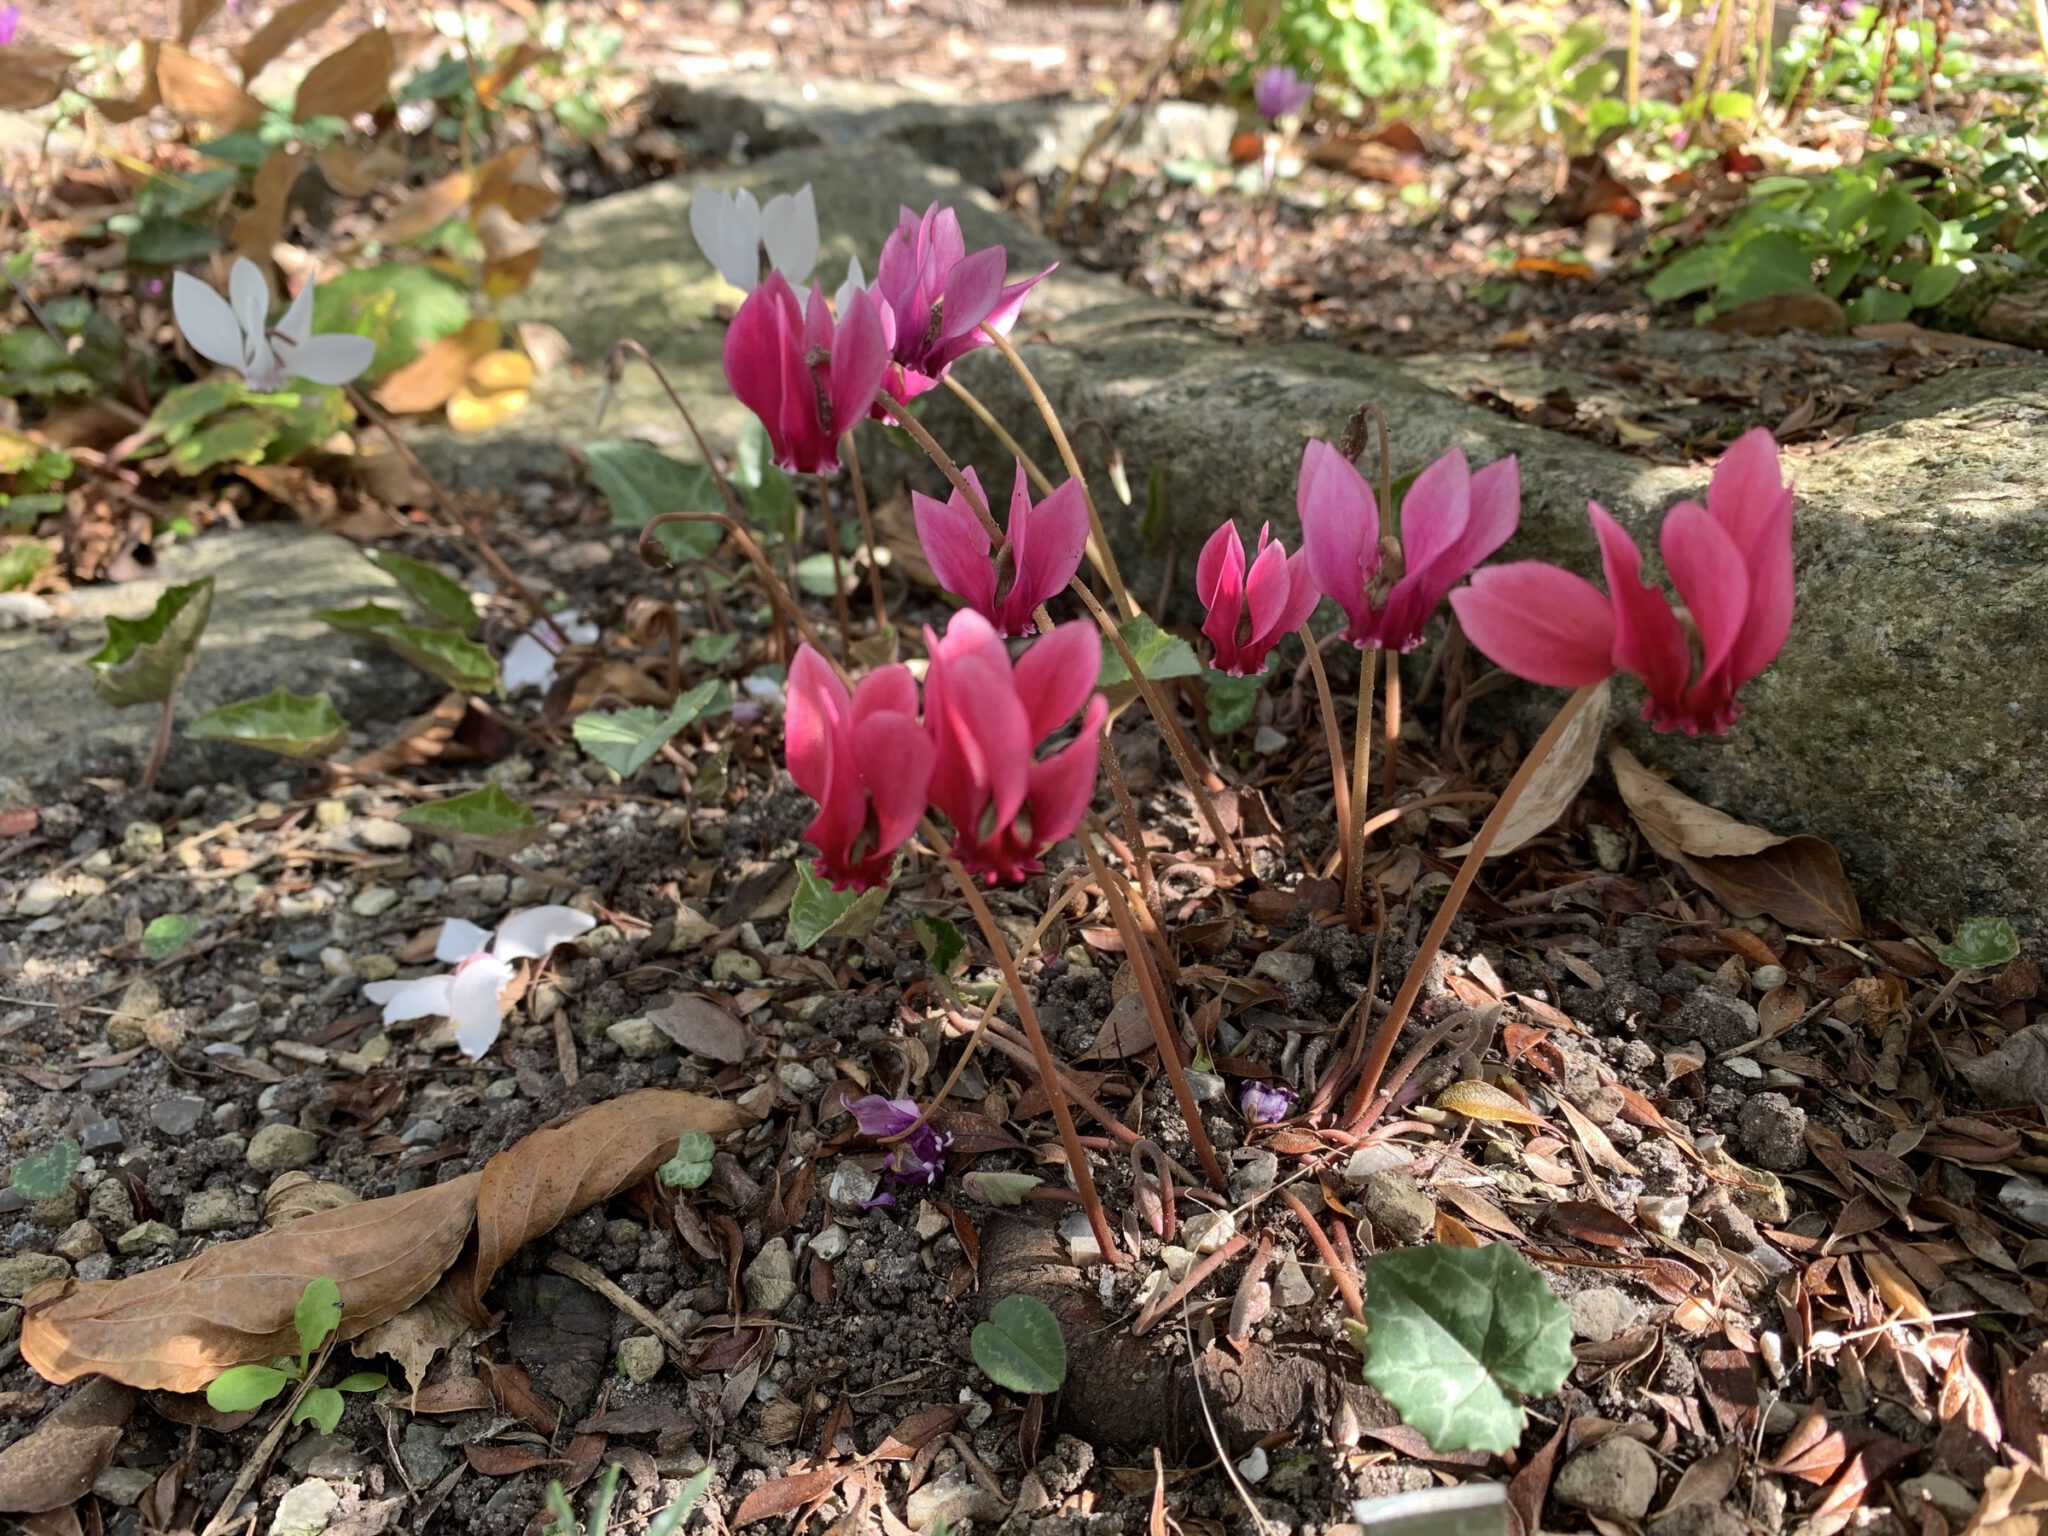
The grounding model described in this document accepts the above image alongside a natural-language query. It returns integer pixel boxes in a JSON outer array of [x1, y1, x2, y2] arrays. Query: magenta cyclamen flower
[[1299, 439, 1521, 654], [724, 272, 888, 476], [1254, 65, 1313, 122], [785, 645, 933, 890], [913, 463, 1088, 638], [0, 6, 20, 45], [865, 203, 1053, 404], [844, 1094, 953, 1200], [925, 610, 1106, 885], [1450, 428, 1793, 736], [1197, 521, 1320, 677]]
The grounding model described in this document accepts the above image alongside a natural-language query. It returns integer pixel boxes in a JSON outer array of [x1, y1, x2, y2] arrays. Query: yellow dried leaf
[[467, 350, 533, 393], [373, 318, 499, 416], [446, 383, 529, 434], [1863, 1252, 1932, 1322], [481, 246, 544, 300], [156, 42, 264, 130], [473, 144, 561, 224], [1434, 1079, 1545, 1127], [293, 28, 394, 121]]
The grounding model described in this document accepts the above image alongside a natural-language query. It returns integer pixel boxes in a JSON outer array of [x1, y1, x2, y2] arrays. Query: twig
[[199, 1341, 337, 1536], [547, 1251, 692, 1358]]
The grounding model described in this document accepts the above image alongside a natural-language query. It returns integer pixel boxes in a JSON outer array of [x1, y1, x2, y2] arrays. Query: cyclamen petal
[[1450, 563, 1617, 687], [1297, 440, 1380, 639], [759, 185, 819, 287], [276, 332, 377, 386], [1199, 521, 1317, 676], [843, 1093, 921, 1138], [916, 464, 1085, 638], [362, 974, 455, 1025], [724, 273, 884, 475], [171, 272, 249, 373], [784, 645, 930, 889], [448, 955, 515, 1059], [434, 917, 495, 964], [492, 904, 597, 963], [869, 203, 1052, 397], [171, 258, 370, 389]]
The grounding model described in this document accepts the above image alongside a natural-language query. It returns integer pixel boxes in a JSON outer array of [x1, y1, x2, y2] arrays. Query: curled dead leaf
[[262, 1170, 360, 1227], [1448, 678, 1609, 858], [353, 1291, 470, 1394], [375, 319, 500, 416], [293, 28, 395, 121], [474, 144, 562, 224], [1435, 1079, 1545, 1126], [1609, 746, 1863, 938]]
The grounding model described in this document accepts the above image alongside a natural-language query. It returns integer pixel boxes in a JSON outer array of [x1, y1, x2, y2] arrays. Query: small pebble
[[118, 1220, 178, 1254], [356, 819, 414, 851], [79, 1118, 125, 1154], [606, 1018, 665, 1060], [0, 1252, 70, 1297], [247, 1123, 321, 1174], [182, 1189, 254, 1232], [152, 1097, 207, 1138], [400, 1119, 444, 1147], [349, 885, 401, 918], [314, 800, 350, 828], [616, 1335, 666, 1385]]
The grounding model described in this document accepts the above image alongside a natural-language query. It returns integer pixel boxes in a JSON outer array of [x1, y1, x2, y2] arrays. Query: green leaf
[[656, 1131, 716, 1189], [647, 1467, 716, 1536], [9, 1139, 80, 1201], [1356, 1242, 1574, 1453], [744, 470, 799, 543], [206, 1364, 292, 1413], [1715, 231, 1815, 308], [788, 862, 890, 950], [397, 785, 537, 844], [915, 912, 965, 976], [366, 551, 477, 632], [690, 632, 742, 665], [90, 577, 214, 708], [334, 1372, 388, 1394], [291, 1386, 346, 1435], [140, 377, 247, 448], [732, 418, 772, 491], [1645, 244, 1723, 303], [295, 1276, 344, 1363], [970, 1294, 1068, 1394], [572, 680, 724, 780], [1939, 917, 2020, 973], [584, 442, 723, 562], [1097, 614, 1201, 689], [124, 216, 222, 267], [186, 688, 348, 759], [311, 263, 472, 375], [165, 409, 281, 474], [961, 1170, 1041, 1206], [1909, 263, 1964, 309], [793, 552, 849, 597], [0, 542, 52, 592], [1204, 670, 1264, 735], [142, 913, 199, 960], [316, 603, 498, 693]]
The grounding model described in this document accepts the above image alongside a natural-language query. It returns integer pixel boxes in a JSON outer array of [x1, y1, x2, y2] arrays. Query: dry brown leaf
[[373, 170, 474, 246], [517, 322, 573, 375], [482, 245, 545, 300], [1083, 991, 1156, 1060], [239, 0, 343, 81], [647, 995, 750, 1064], [469, 350, 533, 393], [0, 44, 77, 110], [178, 0, 226, 42], [21, 1175, 481, 1392], [474, 41, 549, 107], [1609, 746, 1863, 937], [1435, 1079, 1545, 1127], [375, 318, 500, 416], [262, 1171, 359, 1227], [230, 145, 303, 266], [293, 28, 394, 121], [1449, 678, 1609, 858], [316, 137, 408, 198], [473, 144, 562, 223], [0, 1379, 134, 1515], [459, 1089, 747, 1316], [156, 43, 265, 130], [353, 1291, 470, 1394]]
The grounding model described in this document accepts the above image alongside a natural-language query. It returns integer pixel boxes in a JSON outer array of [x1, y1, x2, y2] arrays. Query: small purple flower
[[1239, 1079, 1298, 1125], [844, 1093, 953, 1194], [0, 5, 21, 45], [1254, 66, 1313, 123]]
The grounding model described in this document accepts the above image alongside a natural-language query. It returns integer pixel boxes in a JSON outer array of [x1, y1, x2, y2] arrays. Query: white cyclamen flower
[[171, 257, 375, 391], [689, 184, 819, 293], [362, 905, 595, 1059], [833, 255, 867, 316], [502, 607, 600, 694]]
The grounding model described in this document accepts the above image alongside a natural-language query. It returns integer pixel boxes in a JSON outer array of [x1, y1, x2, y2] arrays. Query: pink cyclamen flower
[[924, 610, 1106, 885], [1197, 520, 1320, 676], [1240, 1080, 1298, 1124], [864, 203, 1053, 405], [1254, 65, 1313, 122], [785, 645, 933, 891], [724, 271, 888, 476], [843, 1094, 953, 1201], [1298, 438, 1521, 654], [1449, 427, 1793, 735], [913, 462, 1088, 638]]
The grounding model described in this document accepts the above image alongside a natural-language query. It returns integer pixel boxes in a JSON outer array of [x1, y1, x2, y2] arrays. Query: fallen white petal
[[449, 955, 514, 1059], [492, 904, 595, 963], [434, 917, 494, 964], [363, 973, 454, 1024]]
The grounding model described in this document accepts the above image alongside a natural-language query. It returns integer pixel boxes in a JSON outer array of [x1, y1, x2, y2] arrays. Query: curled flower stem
[[1298, 625, 1351, 885], [1343, 650, 1379, 931], [639, 511, 827, 659], [1279, 1187, 1365, 1322], [1131, 1138, 1178, 1242], [1340, 682, 1605, 1130], [1080, 836, 1226, 1192], [938, 842, 1128, 1267], [881, 395, 1244, 871], [345, 386, 551, 626], [975, 323, 1138, 620], [839, 432, 890, 632]]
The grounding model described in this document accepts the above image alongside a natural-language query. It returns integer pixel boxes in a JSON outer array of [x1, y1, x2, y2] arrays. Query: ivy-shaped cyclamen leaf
[[572, 680, 725, 781], [1939, 917, 2020, 974], [1097, 614, 1202, 689], [315, 603, 498, 694], [9, 1139, 80, 1201], [185, 688, 348, 759], [396, 785, 537, 847], [292, 1386, 345, 1435], [142, 913, 199, 960], [584, 441, 723, 562], [366, 550, 478, 633], [971, 1295, 1067, 1395], [206, 1363, 292, 1413], [1356, 1242, 1574, 1454], [657, 1132, 716, 1189], [788, 862, 891, 950], [89, 577, 215, 708]]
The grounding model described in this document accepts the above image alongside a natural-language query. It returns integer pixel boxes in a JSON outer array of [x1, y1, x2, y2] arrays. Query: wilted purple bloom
[[1254, 66, 1313, 123], [0, 6, 20, 46], [844, 1093, 953, 1193], [1240, 1079, 1298, 1124]]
